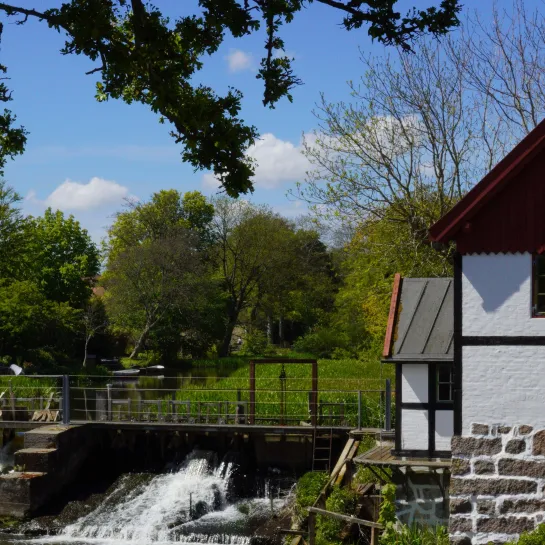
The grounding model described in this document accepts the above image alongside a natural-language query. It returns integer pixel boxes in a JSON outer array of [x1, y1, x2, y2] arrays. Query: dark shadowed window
[[533, 255, 545, 316], [436, 365, 453, 403]]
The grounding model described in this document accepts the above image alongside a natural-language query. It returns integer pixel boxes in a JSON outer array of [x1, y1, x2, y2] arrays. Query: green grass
[[107, 356, 394, 428]]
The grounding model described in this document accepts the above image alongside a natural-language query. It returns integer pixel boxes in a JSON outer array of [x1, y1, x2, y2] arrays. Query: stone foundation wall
[[395, 469, 450, 527], [450, 423, 545, 545]]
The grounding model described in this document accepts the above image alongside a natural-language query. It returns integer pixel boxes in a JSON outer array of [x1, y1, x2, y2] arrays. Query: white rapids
[[28, 450, 289, 545]]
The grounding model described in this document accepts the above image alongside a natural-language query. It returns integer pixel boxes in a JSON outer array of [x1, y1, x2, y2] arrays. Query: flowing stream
[[0, 450, 292, 545]]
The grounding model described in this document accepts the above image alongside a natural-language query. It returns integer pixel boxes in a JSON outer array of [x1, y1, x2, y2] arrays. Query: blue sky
[[0, 0, 528, 241]]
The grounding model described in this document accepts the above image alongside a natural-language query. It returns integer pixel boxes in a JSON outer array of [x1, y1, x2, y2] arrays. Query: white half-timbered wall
[[400, 364, 454, 452], [461, 253, 545, 435]]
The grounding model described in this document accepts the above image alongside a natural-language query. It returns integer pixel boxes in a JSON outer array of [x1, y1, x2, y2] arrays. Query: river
[[0, 449, 294, 545]]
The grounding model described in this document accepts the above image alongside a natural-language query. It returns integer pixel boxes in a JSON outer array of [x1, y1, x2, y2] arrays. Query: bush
[[516, 524, 545, 545], [295, 471, 329, 519], [293, 327, 354, 359], [239, 331, 274, 357], [317, 485, 359, 544]]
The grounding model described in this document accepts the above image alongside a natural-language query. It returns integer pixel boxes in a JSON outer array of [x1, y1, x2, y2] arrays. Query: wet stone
[[505, 439, 526, 455]]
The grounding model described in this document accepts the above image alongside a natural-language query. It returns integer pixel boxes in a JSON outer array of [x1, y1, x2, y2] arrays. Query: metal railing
[[0, 376, 393, 430]]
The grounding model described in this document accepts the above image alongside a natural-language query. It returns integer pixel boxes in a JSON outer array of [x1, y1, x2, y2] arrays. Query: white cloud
[[226, 49, 254, 73], [30, 177, 130, 212], [202, 133, 312, 191]]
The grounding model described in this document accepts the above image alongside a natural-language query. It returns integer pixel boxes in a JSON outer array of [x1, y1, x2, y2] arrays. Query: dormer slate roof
[[383, 276, 453, 363]]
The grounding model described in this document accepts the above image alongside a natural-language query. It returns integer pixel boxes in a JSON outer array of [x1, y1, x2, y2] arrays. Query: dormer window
[[533, 255, 545, 316], [436, 365, 453, 403]]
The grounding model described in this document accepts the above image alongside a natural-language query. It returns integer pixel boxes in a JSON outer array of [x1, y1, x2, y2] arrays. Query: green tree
[[0, 181, 27, 279], [212, 198, 301, 356], [107, 189, 214, 258], [0, 1, 461, 196], [0, 22, 27, 175], [104, 232, 205, 359], [0, 280, 80, 364], [25, 209, 100, 308]]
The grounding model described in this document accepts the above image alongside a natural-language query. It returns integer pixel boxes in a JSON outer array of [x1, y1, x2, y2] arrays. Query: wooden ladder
[[312, 428, 333, 472]]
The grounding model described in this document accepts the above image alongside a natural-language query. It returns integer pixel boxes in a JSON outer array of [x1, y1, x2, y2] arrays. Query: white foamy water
[[0, 450, 292, 545], [59, 452, 238, 544]]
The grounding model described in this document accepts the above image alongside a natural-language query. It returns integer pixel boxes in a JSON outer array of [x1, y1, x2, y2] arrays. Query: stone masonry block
[[474, 460, 495, 475], [450, 536, 472, 545], [477, 500, 496, 515], [472, 424, 490, 436], [452, 436, 502, 456], [14, 449, 58, 473], [451, 477, 537, 496], [533, 430, 545, 455], [519, 425, 533, 435], [498, 426, 512, 434], [450, 498, 472, 514], [450, 517, 472, 533], [500, 499, 545, 514], [498, 458, 545, 478], [451, 458, 470, 476], [505, 439, 526, 455], [476, 517, 535, 534]]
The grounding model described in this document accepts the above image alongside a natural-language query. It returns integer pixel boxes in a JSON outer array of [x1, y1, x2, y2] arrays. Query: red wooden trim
[[429, 119, 545, 243], [383, 273, 402, 358]]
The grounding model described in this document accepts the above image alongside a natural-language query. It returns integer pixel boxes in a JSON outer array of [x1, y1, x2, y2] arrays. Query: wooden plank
[[308, 507, 383, 530]]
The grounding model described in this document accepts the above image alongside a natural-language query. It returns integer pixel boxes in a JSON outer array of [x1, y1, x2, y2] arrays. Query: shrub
[[317, 485, 359, 544], [516, 524, 545, 545], [293, 327, 354, 359], [295, 471, 329, 518], [239, 331, 274, 357]]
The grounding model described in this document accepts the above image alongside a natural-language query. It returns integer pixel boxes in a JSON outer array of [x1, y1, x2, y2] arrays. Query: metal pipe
[[62, 375, 70, 425]]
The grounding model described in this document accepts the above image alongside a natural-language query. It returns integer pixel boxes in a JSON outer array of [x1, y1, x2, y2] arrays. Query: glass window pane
[[437, 366, 451, 383], [538, 295, 545, 313], [438, 384, 451, 402], [537, 256, 545, 276], [538, 276, 545, 295]]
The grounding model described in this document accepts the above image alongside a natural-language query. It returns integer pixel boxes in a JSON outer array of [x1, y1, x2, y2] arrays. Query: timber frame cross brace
[[249, 359, 318, 426]]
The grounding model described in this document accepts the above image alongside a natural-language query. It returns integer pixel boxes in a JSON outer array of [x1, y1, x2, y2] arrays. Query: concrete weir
[[0, 423, 349, 518], [0, 425, 96, 517]]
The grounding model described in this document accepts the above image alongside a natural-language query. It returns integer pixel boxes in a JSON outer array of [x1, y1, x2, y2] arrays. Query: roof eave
[[429, 118, 545, 244]]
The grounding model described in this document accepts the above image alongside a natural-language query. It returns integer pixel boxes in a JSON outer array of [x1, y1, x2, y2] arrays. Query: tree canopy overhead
[[0, 0, 461, 196]]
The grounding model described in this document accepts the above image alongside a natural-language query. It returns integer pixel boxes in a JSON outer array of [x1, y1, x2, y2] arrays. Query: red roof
[[429, 118, 545, 254]]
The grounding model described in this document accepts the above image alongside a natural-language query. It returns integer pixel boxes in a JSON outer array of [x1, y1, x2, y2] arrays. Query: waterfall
[[50, 450, 278, 545]]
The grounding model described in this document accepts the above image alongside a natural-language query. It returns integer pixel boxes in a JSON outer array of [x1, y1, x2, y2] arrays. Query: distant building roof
[[383, 276, 453, 363]]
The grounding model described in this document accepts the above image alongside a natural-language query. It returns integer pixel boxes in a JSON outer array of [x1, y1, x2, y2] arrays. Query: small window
[[436, 365, 453, 403], [533, 255, 545, 316]]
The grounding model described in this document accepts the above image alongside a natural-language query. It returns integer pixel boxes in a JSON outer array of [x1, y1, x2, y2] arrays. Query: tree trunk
[[278, 315, 284, 347], [219, 319, 237, 358], [266, 315, 273, 345], [83, 336, 90, 368], [129, 324, 151, 360]]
